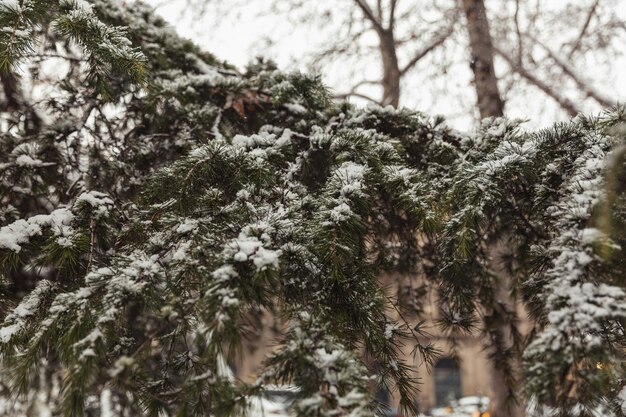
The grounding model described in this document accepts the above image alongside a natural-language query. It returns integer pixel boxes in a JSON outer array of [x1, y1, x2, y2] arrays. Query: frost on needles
[[0, 1, 625, 417]]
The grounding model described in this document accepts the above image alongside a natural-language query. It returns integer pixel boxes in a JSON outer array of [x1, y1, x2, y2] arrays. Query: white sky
[[146, 0, 626, 131]]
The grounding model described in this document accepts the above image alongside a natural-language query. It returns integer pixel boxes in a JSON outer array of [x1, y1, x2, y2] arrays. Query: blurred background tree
[[150, 0, 625, 128]]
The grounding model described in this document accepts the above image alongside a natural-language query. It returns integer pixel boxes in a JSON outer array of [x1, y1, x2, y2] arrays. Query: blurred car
[[429, 396, 490, 417], [247, 385, 298, 417], [379, 406, 430, 417], [381, 408, 401, 417]]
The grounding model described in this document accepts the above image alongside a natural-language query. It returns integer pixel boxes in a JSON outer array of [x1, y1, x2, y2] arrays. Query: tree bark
[[379, 29, 401, 107], [462, 4, 523, 416], [353, 0, 401, 108], [461, 0, 504, 118]]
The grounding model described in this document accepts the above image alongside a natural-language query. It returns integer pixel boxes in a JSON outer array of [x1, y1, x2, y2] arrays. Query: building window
[[375, 384, 390, 406], [434, 358, 462, 406]]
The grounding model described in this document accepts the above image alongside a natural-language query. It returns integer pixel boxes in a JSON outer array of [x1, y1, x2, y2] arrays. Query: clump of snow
[[75, 191, 114, 218], [315, 348, 343, 369], [0, 209, 74, 252], [335, 162, 366, 198], [0, 280, 53, 344], [384, 166, 417, 186], [214, 288, 239, 307], [158, 72, 228, 96], [60, 0, 94, 13], [384, 323, 400, 340], [218, 221, 282, 271], [320, 162, 370, 225], [211, 265, 238, 281], [188, 147, 205, 159], [328, 202, 353, 223], [15, 154, 44, 167], [274, 128, 293, 148], [231, 132, 276, 150], [363, 103, 397, 115], [79, 348, 96, 360], [283, 103, 307, 114], [0, 324, 20, 344], [108, 356, 135, 378], [0, 0, 20, 11], [171, 240, 192, 261], [228, 235, 281, 270], [100, 389, 114, 417], [252, 246, 280, 269], [486, 119, 507, 137], [75, 191, 113, 207], [56, 236, 73, 247], [217, 353, 235, 381], [176, 219, 198, 234]]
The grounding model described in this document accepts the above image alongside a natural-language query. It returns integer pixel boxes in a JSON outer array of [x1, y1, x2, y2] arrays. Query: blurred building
[[232, 272, 529, 414]]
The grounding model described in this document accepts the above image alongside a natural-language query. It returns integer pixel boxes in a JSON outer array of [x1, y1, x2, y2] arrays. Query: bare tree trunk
[[353, 0, 401, 107], [490, 371, 525, 417], [462, 3, 523, 415], [461, 0, 504, 118], [379, 29, 401, 108]]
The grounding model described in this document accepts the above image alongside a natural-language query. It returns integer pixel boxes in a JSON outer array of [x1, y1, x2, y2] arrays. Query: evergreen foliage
[[0, 1, 624, 417]]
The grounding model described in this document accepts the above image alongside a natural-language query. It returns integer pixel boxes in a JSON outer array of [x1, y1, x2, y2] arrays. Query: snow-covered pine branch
[[0, 1, 625, 417]]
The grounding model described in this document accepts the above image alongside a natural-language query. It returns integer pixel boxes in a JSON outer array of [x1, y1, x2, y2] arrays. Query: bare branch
[[568, 0, 600, 59], [334, 77, 383, 104], [494, 46, 581, 117], [399, 17, 457, 76], [530, 35, 617, 108], [388, 0, 398, 31], [353, 0, 385, 33], [311, 27, 370, 63], [352, 79, 382, 89], [377, 0, 384, 24], [334, 91, 381, 104], [514, 0, 523, 65]]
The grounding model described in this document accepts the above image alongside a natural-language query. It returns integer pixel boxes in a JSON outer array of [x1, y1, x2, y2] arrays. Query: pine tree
[[0, 2, 624, 417]]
